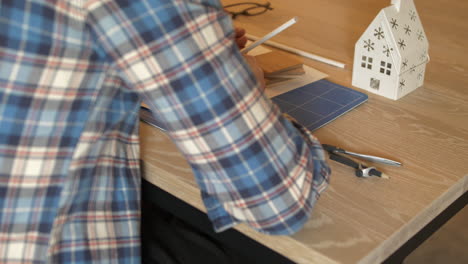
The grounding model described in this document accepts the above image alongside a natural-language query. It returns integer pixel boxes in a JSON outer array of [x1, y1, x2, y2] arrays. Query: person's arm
[[87, 0, 330, 235], [233, 27, 265, 88]]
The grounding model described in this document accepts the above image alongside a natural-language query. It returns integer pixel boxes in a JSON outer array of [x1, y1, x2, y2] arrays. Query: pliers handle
[[328, 152, 384, 178]]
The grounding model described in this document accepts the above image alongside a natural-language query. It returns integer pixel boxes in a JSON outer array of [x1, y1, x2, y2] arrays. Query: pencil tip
[[381, 173, 390, 179]]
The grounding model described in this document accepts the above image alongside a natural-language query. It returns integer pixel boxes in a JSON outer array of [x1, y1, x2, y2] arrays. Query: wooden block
[[265, 77, 293, 86], [255, 51, 304, 75], [265, 67, 305, 78]]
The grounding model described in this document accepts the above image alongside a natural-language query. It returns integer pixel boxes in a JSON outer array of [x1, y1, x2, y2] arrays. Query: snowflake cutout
[[420, 50, 427, 61], [399, 79, 406, 90], [410, 65, 416, 74], [383, 45, 393, 57], [417, 72, 424, 80], [374, 27, 384, 40], [402, 58, 408, 69], [417, 30, 425, 41], [409, 10, 417, 21], [404, 25, 412, 35], [398, 39, 406, 50], [364, 39, 375, 51], [390, 18, 399, 29]]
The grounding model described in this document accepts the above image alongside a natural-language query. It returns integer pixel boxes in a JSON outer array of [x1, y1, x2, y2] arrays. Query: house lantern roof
[[381, 0, 429, 75]]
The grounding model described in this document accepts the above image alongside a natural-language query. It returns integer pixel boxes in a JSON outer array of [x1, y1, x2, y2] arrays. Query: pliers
[[322, 144, 401, 179]]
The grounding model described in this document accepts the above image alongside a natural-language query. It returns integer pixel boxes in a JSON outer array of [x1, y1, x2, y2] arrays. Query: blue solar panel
[[271, 79, 368, 131]]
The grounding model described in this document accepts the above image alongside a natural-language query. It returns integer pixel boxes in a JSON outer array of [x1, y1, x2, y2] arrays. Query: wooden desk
[[140, 0, 468, 263]]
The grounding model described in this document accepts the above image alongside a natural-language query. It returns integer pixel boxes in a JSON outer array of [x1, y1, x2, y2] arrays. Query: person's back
[[0, 0, 330, 263]]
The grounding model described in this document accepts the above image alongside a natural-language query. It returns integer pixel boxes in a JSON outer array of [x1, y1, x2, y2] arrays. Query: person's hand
[[234, 27, 248, 50], [243, 54, 266, 91]]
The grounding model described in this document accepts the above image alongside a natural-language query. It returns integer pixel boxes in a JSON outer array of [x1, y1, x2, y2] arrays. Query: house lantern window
[[361, 56, 373, 70], [380, 61, 392, 75]]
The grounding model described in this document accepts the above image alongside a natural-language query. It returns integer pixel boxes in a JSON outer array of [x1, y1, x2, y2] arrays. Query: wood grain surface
[[140, 0, 468, 263]]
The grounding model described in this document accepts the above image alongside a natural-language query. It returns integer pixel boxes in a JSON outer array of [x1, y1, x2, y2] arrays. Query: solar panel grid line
[[271, 79, 368, 131], [307, 90, 367, 126]]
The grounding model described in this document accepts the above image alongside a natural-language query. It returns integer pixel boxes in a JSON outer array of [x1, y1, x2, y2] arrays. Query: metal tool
[[322, 144, 402, 167], [327, 150, 389, 178]]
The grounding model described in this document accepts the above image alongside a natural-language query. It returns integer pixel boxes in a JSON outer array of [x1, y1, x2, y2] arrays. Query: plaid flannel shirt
[[0, 0, 330, 263]]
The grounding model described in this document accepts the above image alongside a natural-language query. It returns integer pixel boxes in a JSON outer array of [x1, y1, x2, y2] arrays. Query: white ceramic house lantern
[[352, 0, 429, 100]]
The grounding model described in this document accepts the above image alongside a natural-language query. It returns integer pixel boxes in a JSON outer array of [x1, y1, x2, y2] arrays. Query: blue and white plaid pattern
[[0, 0, 330, 262]]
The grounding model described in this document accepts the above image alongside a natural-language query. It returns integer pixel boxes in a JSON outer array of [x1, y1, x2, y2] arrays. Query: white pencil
[[241, 16, 298, 54]]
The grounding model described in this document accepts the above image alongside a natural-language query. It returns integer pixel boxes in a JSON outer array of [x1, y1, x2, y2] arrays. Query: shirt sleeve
[[86, 0, 330, 235]]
